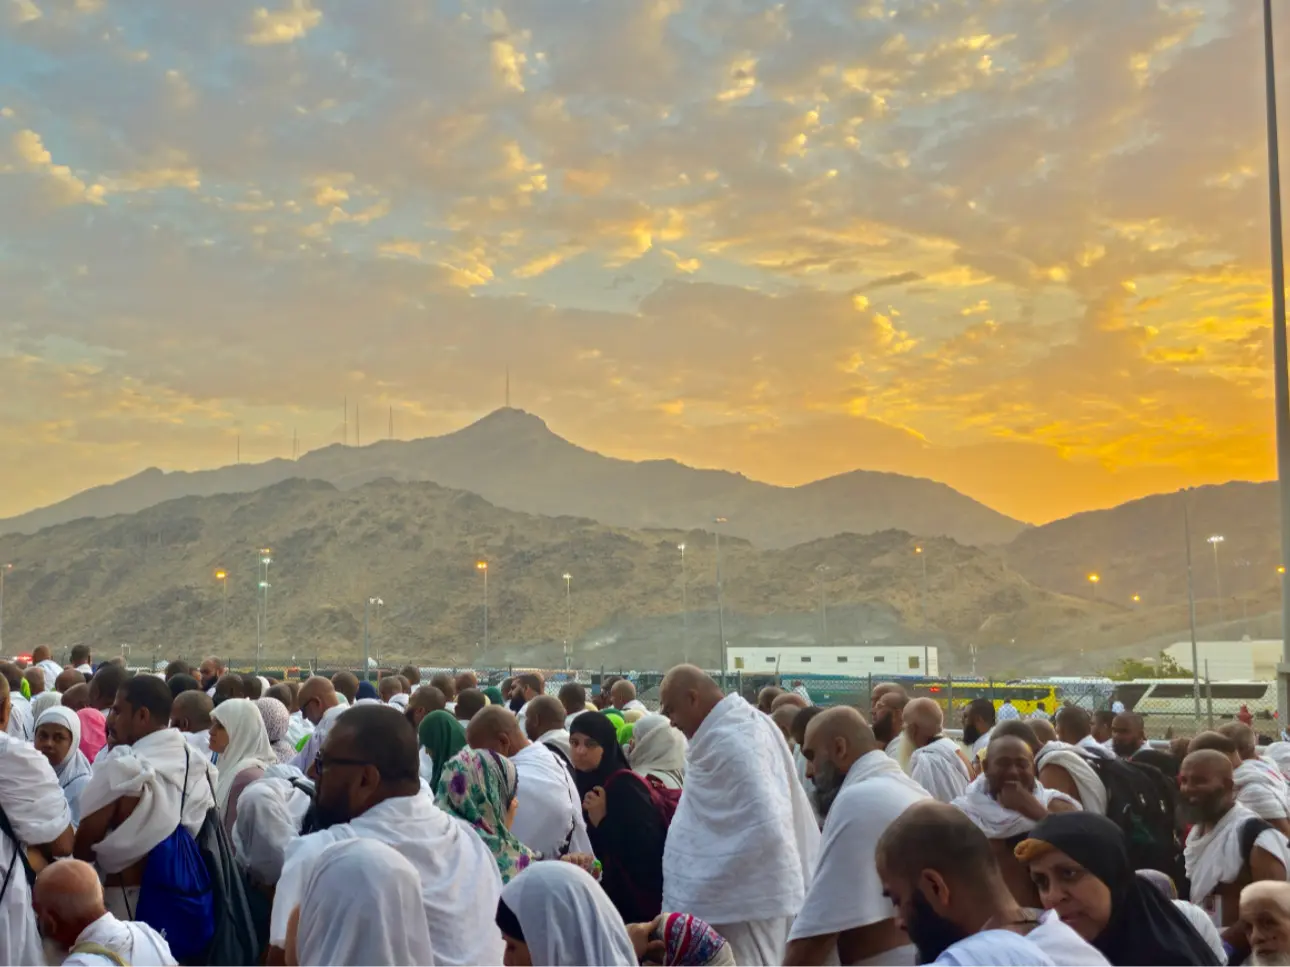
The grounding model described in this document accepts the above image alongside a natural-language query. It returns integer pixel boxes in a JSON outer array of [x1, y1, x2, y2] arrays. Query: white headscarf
[[499, 861, 637, 966], [30, 691, 62, 722], [297, 838, 436, 966], [628, 713, 687, 776], [211, 698, 276, 815], [35, 706, 90, 780]]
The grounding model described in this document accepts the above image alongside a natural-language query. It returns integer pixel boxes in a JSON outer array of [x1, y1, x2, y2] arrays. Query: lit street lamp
[[477, 561, 489, 651], [1087, 573, 1101, 602], [562, 572, 572, 670], [215, 569, 228, 653], [1131, 594, 1142, 607], [0, 563, 11, 654], [1207, 535, 1225, 625], [258, 548, 272, 672]]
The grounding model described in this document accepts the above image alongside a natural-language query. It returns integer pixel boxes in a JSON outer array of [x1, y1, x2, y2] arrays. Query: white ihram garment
[[509, 742, 593, 858], [951, 775, 1080, 839], [289, 703, 346, 772], [0, 733, 71, 967], [1235, 759, 1290, 820], [62, 912, 176, 966], [789, 751, 929, 965], [500, 862, 636, 966], [628, 714, 687, 789], [232, 775, 313, 885], [286, 710, 313, 748], [297, 839, 436, 966], [663, 694, 820, 965], [539, 727, 573, 761], [1185, 802, 1290, 915], [78, 728, 217, 873], [1035, 742, 1108, 815], [908, 736, 971, 804], [271, 791, 503, 966]]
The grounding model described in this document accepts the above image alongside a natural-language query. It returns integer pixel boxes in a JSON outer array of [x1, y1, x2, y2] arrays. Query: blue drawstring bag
[[134, 750, 215, 961]]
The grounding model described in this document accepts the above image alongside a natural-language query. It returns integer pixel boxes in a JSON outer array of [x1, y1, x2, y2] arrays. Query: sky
[[0, 0, 1284, 526]]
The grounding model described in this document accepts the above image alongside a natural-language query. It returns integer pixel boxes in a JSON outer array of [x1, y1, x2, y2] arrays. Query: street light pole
[[1208, 535, 1226, 625], [563, 573, 572, 670], [714, 518, 728, 679], [476, 561, 489, 651], [215, 570, 228, 653], [363, 597, 382, 678], [816, 564, 829, 641], [1183, 492, 1202, 721], [915, 545, 928, 625], [258, 548, 272, 675], [678, 543, 688, 665], [1262, 0, 1290, 723], [0, 563, 11, 654]]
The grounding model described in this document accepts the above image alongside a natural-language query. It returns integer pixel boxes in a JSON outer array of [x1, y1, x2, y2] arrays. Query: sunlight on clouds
[[9, 0, 39, 23], [246, 0, 321, 45], [11, 129, 104, 205]]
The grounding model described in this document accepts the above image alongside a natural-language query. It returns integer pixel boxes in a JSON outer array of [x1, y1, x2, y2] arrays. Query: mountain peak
[[461, 407, 553, 436]]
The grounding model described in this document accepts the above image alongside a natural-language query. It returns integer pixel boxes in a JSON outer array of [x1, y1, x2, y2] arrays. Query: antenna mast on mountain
[[388, 405, 393, 440], [292, 428, 298, 460], [505, 365, 510, 408], [237, 434, 240, 464], [356, 405, 361, 447], [343, 396, 348, 446]]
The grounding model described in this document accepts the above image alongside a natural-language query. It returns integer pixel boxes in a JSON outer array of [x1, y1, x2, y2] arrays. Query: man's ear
[[918, 868, 953, 912]]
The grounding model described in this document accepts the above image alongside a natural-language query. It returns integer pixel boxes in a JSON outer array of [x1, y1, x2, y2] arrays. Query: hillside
[[0, 477, 1096, 672], [1003, 482, 1282, 616], [0, 408, 1027, 548]]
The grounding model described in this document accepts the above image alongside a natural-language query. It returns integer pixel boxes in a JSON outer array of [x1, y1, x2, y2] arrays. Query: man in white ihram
[[903, 698, 971, 804], [787, 706, 930, 966], [659, 666, 820, 966], [34, 858, 176, 966]]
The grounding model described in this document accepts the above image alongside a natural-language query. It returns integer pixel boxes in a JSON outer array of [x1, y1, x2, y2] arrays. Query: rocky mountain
[[0, 408, 1027, 548], [0, 477, 1096, 672], [1003, 482, 1282, 614]]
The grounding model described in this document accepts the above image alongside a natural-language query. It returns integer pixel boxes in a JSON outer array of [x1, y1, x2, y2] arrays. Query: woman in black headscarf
[[568, 710, 666, 923], [1015, 812, 1221, 965]]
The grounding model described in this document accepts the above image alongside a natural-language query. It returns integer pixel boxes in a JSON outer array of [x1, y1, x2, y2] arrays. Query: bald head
[[299, 675, 339, 726], [55, 668, 85, 693], [61, 682, 89, 711], [871, 681, 907, 706], [1242, 881, 1290, 959], [454, 688, 486, 721], [466, 704, 527, 756], [772, 704, 800, 743], [524, 694, 567, 741], [1180, 748, 1237, 825], [379, 676, 402, 702], [1054, 705, 1092, 745], [902, 697, 944, 747], [1029, 718, 1058, 745], [1218, 721, 1258, 761], [171, 689, 213, 733], [34, 859, 107, 947], [877, 800, 1002, 889], [771, 692, 808, 713], [803, 707, 877, 814], [24, 667, 45, 696], [32, 644, 52, 664], [1189, 730, 1239, 768], [757, 686, 785, 714], [660, 665, 724, 739], [610, 679, 637, 709], [331, 671, 359, 704]]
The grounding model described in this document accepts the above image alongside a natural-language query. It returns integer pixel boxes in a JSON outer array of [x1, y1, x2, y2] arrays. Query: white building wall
[[726, 645, 939, 677], [1163, 640, 1282, 681]]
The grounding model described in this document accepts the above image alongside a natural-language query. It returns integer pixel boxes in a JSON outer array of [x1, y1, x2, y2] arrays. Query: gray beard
[[1250, 952, 1290, 967]]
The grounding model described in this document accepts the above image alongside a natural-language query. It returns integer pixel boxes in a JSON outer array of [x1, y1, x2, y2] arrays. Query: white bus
[[1122, 679, 1277, 721]]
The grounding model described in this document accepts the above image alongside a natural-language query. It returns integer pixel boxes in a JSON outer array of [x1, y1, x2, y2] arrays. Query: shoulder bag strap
[[0, 802, 36, 888], [68, 941, 130, 966]]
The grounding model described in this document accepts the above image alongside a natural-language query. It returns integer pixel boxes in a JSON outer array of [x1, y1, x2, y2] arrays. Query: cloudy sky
[[0, 0, 1283, 525]]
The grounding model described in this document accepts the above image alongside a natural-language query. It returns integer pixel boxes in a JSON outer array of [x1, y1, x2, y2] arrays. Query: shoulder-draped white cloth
[[232, 775, 313, 885], [908, 736, 971, 804], [510, 741, 593, 858], [1235, 759, 1290, 820], [78, 728, 217, 873], [499, 861, 637, 966], [951, 774, 1080, 839], [297, 839, 436, 966], [663, 693, 821, 924], [0, 733, 71, 966], [1035, 742, 1108, 815], [1185, 801, 1290, 905], [270, 791, 503, 966]]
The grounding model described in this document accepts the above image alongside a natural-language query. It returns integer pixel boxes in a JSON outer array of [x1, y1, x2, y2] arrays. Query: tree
[[1104, 652, 1192, 681]]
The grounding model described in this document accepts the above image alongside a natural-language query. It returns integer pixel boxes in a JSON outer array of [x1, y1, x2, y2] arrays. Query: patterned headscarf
[[254, 697, 295, 763], [659, 913, 735, 966], [435, 748, 537, 884]]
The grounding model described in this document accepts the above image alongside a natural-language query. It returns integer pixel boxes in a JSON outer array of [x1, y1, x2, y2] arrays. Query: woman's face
[[209, 719, 229, 754], [1028, 847, 1113, 942], [34, 723, 73, 766], [502, 933, 532, 967], [569, 733, 604, 772]]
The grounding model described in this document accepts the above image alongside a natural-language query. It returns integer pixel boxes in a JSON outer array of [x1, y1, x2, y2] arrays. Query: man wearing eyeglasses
[[268, 704, 504, 967]]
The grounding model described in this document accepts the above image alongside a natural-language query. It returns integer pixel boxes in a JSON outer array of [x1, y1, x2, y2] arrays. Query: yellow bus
[[912, 681, 1060, 717]]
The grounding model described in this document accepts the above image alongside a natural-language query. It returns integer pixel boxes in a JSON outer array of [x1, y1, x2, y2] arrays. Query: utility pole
[[1183, 493, 1201, 721]]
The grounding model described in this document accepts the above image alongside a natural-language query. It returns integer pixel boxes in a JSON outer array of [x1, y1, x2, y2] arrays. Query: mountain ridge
[[0, 407, 1027, 547]]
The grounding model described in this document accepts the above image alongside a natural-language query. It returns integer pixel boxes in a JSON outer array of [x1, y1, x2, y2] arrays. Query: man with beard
[[197, 656, 225, 695], [961, 698, 996, 766], [1192, 730, 1290, 836], [951, 734, 1079, 907], [661, 665, 819, 966], [1181, 749, 1290, 930], [1242, 881, 1290, 967], [872, 690, 911, 770], [785, 707, 929, 966], [904, 698, 972, 804], [268, 705, 503, 966], [1110, 711, 1147, 759], [877, 802, 1108, 966]]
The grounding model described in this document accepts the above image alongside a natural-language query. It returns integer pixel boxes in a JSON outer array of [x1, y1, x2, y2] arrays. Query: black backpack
[[1085, 755, 1183, 880], [196, 775, 263, 966]]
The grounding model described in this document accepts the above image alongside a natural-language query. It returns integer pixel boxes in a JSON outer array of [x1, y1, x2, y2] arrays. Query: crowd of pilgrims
[[6, 647, 1290, 965]]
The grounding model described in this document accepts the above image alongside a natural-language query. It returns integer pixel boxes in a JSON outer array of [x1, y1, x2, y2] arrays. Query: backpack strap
[[0, 803, 36, 891], [1240, 816, 1274, 865], [68, 942, 130, 966]]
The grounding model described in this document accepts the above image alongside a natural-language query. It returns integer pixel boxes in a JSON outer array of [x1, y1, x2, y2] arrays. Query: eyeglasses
[[314, 750, 372, 774]]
